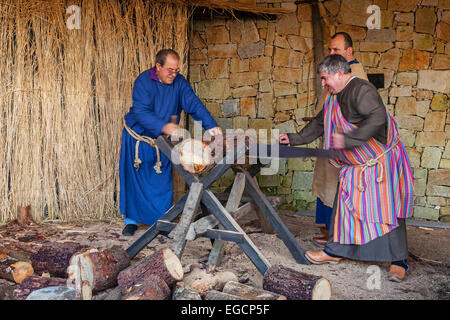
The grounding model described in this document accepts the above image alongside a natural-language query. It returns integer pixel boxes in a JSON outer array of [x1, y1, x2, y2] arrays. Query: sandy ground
[[1, 210, 449, 300]]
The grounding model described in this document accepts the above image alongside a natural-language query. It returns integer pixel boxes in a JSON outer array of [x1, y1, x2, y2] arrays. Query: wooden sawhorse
[[126, 136, 310, 275]]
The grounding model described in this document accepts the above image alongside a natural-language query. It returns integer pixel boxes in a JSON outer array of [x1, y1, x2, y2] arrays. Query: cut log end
[[312, 278, 332, 300], [12, 262, 34, 284], [162, 248, 184, 283]]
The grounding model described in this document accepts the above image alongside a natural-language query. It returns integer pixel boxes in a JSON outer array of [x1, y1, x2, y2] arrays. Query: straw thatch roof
[[163, 0, 292, 15]]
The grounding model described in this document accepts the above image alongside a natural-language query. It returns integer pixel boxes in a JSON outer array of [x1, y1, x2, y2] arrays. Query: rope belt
[[353, 139, 399, 192], [124, 123, 162, 174]]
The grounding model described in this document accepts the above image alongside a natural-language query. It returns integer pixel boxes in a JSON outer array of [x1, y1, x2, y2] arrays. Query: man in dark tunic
[[279, 55, 414, 282], [119, 49, 222, 236]]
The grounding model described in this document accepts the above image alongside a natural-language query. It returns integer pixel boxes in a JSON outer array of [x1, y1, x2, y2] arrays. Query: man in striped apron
[[280, 55, 414, 282]]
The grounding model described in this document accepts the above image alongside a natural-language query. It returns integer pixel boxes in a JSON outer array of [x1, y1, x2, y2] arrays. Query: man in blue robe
[[119, 49, 222, 236]]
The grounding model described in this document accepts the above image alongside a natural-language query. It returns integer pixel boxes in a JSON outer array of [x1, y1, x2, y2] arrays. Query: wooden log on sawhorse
[[126, 136, 272, 275]]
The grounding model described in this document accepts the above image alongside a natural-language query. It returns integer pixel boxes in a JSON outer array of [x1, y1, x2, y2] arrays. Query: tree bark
[[68, 245, 130, 293], [117, 247, 183, 295], [0, 279, 16, 300], [121, 274, 170, 300], [204, 290, 244, 300], [15, 275, 69, 300], [0, 255, 34, 284], [262, 265, 331, 300], [30, 242, 86, 278], [223, 281, 287, 300]]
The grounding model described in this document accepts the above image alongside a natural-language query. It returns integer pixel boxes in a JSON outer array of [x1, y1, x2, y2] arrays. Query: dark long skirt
[[324, 185, 409, 262]]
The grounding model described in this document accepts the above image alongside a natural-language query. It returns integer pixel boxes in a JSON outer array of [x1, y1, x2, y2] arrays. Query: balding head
[[328, 32, 354, 62]]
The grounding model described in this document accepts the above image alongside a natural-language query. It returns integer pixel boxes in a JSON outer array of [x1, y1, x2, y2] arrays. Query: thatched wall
[[0, 0, 189, 223]]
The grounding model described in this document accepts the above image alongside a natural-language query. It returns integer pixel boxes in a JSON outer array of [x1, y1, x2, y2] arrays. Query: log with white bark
[[0, 254, 34, 284], [222, 281, 287, 300], [174, 138, 214, 174], [121, 274, 170, 300], [117, 247, 183, 295], [68, 245, 130, 293], [14, 275, 69, 300], [262, 265, 331, 300], [30, 242, 86, 277]]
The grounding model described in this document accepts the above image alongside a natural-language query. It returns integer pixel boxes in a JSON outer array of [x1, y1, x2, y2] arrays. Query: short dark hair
[[155, 49, 180, 66], [331, 32, 353, 49], [318, 54, 351, 75]]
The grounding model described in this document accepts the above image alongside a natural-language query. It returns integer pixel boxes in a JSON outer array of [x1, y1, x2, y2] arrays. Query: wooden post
[[169, 182, 204, 259], [208, 172, 246, 266]]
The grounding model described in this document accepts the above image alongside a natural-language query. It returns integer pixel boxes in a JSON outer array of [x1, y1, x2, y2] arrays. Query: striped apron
[[323, 94, 414, 245]]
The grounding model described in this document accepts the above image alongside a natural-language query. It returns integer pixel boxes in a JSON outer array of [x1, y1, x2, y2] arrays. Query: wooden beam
[[169, 182, 204, 259]]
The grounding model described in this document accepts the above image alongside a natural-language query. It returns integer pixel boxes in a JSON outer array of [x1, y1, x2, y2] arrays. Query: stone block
[[432, 54, 450, 70], [192, 32, 207, 49], [337, 0, 372, 27], [222, 99, 239, 116], [430, 94, 449, 111], [415, 132, 446, 147], [257, 174, 280, 187], [216, 118, 233, 130], [259, 80, 272, 93], [274, 120, 296, 134], [399, 129, 416, 147], [276, 96, 297, 111], [274, 81, 298, 97], [248, 119, 273, 140], [206, 26, 230, 44], [444, 141, 450, 158], [276, 13, 300, 35], [359, 41, 394, 52], [208, 44, 238, 58], [249, 56, 272, 72], [426, 184, 450, 197], [405, 147, 421, 167], [396, 72, 417, 86], [395, 97, 417, 115], [388, 0, 420, 11], [398, 49, 430, 70], [273, 68, 303, 83], [396, 41, 412, 50], [205, 59, 228, 79], [428, 169, 450, 186], [413, 207, 440, 220], [291, 171, 314, 190], [439, 0, 450, 9], [421, 147, 443, 168], [240, 97, 256, 118], [389, 86, 412, 97], [415, 7, 437, 34], [258, 93, 275, 118], [300, 22, 313, 38], [440, 159, 450, 168], [197, 79, 231, 99], [230, 20, 242, 43], [354, 52, 379, 67], [417, 70, 450, 94], [230, 72, 259, 88], [273, 47, 304, 68], [287, 35, 313, 52], [395, 12, 414, 25], [436, 22, 450, 42], [237, 40, 265, 59], [274, 112, 291, 123], [288, 158, 314, 171], [366, 29, 396, 42], [241, 20, 260, 45], [191, 49, 208, 64], [396, 26, 414, 41], [414, 178, 427, 196], [413, 33, 435, 51], [205, 102, 222, 118], [274, 35, 290, 49], [230, 58, 249, 73], [323, 1, 340, 15], [413, 168, 428, 179], [190, 65, 201, 83], [297, 4, 312, 21], [424, 111, 446, 131], [232, 86, 257, 98], [379, 48, 401, 70], [233, 116, 248, 130], [336, 24, 367, 40]]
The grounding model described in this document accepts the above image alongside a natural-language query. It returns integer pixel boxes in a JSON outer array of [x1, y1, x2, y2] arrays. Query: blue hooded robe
[[119, 67, 218, 226]]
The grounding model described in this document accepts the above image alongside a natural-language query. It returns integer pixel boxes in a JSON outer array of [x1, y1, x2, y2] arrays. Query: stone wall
[[188, 0, 450, 222]]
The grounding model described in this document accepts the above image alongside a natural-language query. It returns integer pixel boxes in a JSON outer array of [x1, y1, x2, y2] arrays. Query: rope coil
[[124, 123, 162, 174], [354, 139, 399, 192]]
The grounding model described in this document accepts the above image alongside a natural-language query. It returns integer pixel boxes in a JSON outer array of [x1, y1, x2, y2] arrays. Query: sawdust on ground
[[1, 210, 449, 300]]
